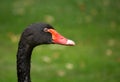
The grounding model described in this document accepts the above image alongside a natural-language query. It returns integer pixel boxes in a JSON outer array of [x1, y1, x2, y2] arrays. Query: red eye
[[43, 28, 48, 32]]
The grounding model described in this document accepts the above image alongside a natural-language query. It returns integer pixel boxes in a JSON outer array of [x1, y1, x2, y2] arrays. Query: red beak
[[47, 29, 75, 46]]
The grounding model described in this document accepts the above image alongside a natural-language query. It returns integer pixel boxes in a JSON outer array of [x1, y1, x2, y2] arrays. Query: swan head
[[20, 23, 75, 47]]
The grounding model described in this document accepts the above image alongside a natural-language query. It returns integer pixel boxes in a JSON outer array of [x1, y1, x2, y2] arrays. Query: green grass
[[0, 0, 120, 82]]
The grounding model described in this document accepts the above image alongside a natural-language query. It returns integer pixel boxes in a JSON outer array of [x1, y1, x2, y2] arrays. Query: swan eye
[[43, 28, 48, 32]]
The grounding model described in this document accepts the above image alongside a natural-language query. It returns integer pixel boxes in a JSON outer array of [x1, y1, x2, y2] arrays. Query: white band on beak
[[66, 39, 75, 46]]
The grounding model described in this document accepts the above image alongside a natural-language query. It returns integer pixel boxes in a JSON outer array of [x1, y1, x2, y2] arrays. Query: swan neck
[[17, 41, 33, 82]]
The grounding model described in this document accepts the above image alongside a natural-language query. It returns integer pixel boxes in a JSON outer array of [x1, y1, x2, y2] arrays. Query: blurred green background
[[0, 0, 120, 82]]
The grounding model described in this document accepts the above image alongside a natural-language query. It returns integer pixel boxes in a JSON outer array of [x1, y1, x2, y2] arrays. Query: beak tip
[[66, 39, 75, 46]]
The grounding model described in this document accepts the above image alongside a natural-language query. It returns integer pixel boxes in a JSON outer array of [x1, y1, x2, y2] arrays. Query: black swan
[[17, 23, 75, 82]]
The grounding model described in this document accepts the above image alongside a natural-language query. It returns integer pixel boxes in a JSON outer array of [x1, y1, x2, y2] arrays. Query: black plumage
[[17, 23, 75, 82]]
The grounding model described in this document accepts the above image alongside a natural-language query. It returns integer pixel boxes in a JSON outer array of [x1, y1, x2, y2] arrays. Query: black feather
[[17, 23, 54, 82]]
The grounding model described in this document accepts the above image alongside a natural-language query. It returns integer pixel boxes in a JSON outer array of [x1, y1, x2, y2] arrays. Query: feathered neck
[[17, 39, 34, 82]]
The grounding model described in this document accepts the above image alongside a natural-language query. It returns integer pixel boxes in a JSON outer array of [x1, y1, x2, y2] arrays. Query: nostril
[[60, 37, 64, 39]]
